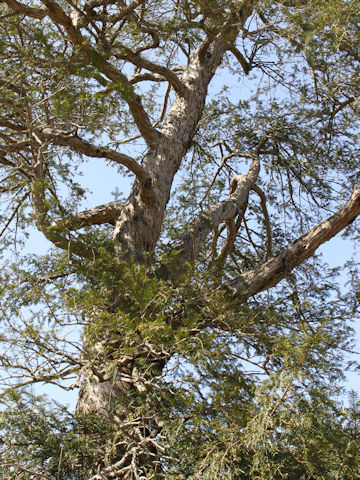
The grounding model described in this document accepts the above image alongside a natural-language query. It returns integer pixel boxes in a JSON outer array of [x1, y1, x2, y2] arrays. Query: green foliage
[[0, 0, 360, 479], [0, 248, 359, 477], [0, 389, 117, 480]]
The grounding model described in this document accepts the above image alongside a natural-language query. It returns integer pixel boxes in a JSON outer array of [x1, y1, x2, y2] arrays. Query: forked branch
[[177, 144, 263, 263]]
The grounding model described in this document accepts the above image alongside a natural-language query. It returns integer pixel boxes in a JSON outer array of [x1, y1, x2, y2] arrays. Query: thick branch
[[112, 7, 258, 265], [33, 213, 100, 259], [37, 128, 151, 191], [0, 140, 32, 152], [228, 182, 360, 298], [177, 151, 260, 262], [95, 65, 159, 147], [229, 46, 251, 74], [51, 202, 122, 231], [2, 0, 47, 18], [216, 197, 248, 268], [129, 72, 165, 84]]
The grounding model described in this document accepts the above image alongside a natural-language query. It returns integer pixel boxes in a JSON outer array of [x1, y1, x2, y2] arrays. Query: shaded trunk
[[77, 334, 169, 478]]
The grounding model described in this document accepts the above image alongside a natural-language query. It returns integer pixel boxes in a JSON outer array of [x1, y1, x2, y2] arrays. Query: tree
[[0, 0, 360, 478]]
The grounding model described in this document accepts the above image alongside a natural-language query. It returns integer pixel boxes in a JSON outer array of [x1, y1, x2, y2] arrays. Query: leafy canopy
[[0, 0, 360, 479]]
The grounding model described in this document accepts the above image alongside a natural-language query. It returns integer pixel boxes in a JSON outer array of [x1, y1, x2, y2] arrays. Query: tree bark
[[76, 38, 235, 480], [228, 181, 360, 298], [112, 40, 229, 265], [75, 12, 257, 477]]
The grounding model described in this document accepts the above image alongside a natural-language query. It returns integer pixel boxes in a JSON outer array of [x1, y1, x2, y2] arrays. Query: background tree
[[0, 0, 360, 478]]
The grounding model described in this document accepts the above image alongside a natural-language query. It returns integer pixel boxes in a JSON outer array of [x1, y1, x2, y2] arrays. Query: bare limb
[[201, 150, 252, 205], [51, 202, 123, 231], [228, 181, 360, 297], [113, 45, 186, 96], [155, 82, 171, 126], [37, 127, 151, 191], [178, 146, 262, 263], [215, 197, 248, 268], [129, 72, 165, 84], [229, 46, 251, 75], [2, 0, 48, 18], [251, 184, 273, 259]]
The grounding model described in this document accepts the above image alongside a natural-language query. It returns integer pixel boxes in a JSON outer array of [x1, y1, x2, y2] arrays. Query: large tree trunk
[[77, 37, 228, 392], [76, 41, 230, 479], [77, 335, 169, 478], [74, 7, 256, 477]]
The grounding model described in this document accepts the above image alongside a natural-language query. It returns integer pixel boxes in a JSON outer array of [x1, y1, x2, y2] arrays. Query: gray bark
[[112, 40, 229, 264], [227, 181, 360, 298]]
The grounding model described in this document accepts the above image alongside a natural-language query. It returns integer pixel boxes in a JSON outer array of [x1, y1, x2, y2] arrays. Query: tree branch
[[215, 197, 248, 268], [0, 117, 26, 132], [37, 127, 151, 192], [2, 0, 47, 18], [0, 140, 32, 152], [0, 189, 30, 238], [229, 46, 251, 75], [129, 72, 165, 84], [113, 45, 186, 96], [251, 184, 273, 259], [177, 147, 261, 263], [0, 78, 27, 95], [31, 0, 159, 147], [51, 202, 122, 231], [0, 152, 32, 180], [227, 182, 360, 298], [30, 148, 99, 259]]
